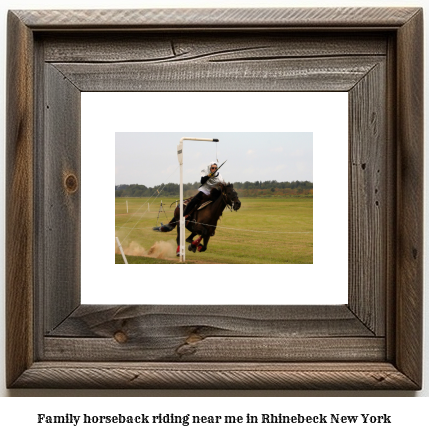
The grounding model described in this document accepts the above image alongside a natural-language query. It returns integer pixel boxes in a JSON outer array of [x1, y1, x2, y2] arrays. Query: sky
[[115, 132, 312, 187]]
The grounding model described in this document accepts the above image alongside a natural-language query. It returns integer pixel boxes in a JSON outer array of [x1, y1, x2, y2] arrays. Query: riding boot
[[183, 192, 203, 216], [182, 201, 194, 217], [211, 188, 221, 201], [152, 222, 173, 232]]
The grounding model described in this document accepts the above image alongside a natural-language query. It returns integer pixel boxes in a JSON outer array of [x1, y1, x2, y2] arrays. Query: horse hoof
[[188, 244, 196, 253], [197, 244, 205, 252]]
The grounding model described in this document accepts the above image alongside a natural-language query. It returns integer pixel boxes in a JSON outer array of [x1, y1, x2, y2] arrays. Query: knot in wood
[[65, 174, 78, 193], [186, 333, 203, 344], [114, 331, 128, 343]]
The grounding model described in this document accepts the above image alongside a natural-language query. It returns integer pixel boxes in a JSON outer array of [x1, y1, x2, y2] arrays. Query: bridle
[[220, 183, 238, 212]]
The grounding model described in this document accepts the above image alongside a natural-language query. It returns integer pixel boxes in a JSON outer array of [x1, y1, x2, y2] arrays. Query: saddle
[[197, 201, 212, 210], [182, 197, 212, 211]]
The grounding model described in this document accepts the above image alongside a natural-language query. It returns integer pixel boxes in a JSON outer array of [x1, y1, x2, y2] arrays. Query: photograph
[[81, 91, 346, 306], [115, 132, 313, 265]]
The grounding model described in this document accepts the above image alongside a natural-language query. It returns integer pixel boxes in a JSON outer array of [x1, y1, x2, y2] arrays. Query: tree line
[[115, 180, 313, 198]]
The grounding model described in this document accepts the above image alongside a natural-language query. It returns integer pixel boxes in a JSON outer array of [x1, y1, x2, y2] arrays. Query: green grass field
[[115, 196, 313, 264]]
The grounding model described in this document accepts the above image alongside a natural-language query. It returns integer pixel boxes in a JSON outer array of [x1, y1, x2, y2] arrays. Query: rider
[[183, 161, 224, 217]]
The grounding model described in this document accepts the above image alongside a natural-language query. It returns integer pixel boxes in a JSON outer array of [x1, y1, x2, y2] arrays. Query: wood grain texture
[[43, 64, 81, 333], [11, 362, 419, 390], [52, 56, 384, 92], [385, 34, 398, 363], [42, 33, 388, 63], [348, 62, 386, 335], [33, 38, 47, 361], [395, 9, 423, 388], [44, 337, 385, 362], [13, 8, 420, 29], [47, 305, 375, 338], [5, 11, 34, 388], [43, 305, 380, 362]]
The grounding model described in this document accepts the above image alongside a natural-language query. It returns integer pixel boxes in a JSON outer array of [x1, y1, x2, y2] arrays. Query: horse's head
[[222, 183, 241, 211]]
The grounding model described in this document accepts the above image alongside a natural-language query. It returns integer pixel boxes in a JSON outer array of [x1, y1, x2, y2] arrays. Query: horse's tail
[[152, 215, 177, 233]]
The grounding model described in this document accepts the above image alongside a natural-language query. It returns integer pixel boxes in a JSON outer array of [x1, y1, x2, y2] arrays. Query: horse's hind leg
[[175, 226, 180, 257], [186, 231, 197, 252], [186, 232, 197, 244]]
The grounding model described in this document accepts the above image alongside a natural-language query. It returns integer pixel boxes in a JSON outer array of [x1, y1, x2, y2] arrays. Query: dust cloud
[[147, 240, 176, 258], [115, 238, 176, 259]]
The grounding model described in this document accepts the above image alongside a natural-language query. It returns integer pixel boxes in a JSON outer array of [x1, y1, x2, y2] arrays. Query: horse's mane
[[215, 182, 233, 192]]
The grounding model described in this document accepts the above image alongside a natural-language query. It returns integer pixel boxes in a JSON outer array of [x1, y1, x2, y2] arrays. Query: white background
[[81, 92, 348, 305], [0, 0, 427, 424]]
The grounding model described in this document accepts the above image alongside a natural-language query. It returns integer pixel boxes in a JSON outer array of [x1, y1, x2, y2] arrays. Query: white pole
[[178, 141, 185, 262], [177, 137, 219, 263], [116, 237, 128, 264], [126, 200, 128, 214]]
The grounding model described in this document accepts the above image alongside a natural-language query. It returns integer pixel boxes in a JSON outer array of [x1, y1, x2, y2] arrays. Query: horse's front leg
[[186, 232, 197, 244], [197, 236, 210, 252], [197, 229, 210, 252]]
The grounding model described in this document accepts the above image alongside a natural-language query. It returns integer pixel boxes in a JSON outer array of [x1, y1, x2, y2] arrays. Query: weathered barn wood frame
[[6, 8, 423, 389]]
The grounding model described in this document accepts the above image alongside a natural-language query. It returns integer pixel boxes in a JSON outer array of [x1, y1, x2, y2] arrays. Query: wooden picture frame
[[6, 7, 423, 389]]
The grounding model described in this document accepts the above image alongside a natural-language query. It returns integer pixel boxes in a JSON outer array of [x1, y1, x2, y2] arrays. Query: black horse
[[153, 183, 241, 255]]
